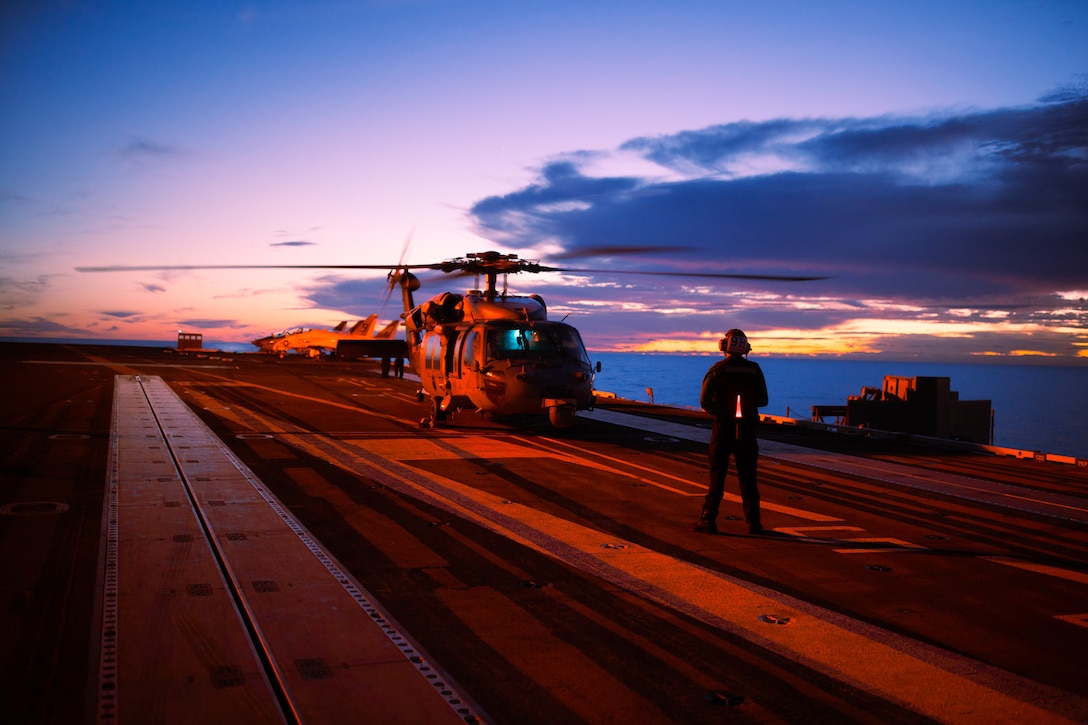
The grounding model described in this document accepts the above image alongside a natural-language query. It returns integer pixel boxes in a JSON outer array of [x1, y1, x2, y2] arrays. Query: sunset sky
[[3, 1, 1087, 361]]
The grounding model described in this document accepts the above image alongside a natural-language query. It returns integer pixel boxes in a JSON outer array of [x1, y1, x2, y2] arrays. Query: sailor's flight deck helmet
[[719, 329, 752, 356]]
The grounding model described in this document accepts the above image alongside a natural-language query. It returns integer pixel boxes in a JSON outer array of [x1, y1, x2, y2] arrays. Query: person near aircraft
[[394, 356, 405, 378], [692, 329, 769, 535]]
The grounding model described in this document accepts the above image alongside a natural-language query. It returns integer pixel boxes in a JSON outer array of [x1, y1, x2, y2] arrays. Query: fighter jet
[[253, 315, 399, 358]]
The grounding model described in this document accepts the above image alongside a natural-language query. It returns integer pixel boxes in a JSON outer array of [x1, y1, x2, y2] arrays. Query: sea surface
[[592, 353, 1087, 459], [6, 338, 1085, 458]]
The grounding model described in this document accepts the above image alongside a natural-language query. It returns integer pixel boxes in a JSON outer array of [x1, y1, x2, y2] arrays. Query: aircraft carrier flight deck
[[2, 342, 1086, 724]]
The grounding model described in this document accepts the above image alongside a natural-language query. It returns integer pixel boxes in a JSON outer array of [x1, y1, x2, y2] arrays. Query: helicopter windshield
[[487, 324, 591, 366]]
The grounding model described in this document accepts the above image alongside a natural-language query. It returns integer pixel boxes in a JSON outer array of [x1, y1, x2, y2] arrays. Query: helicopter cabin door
[[457, 329, 481, 384], [423, 333, 445, 392]]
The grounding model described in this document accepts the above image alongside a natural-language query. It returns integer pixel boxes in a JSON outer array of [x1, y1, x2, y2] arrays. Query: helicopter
[[77, 248, 826, 428], [386, 250, 833, 428], [390, 251, 598, 427]]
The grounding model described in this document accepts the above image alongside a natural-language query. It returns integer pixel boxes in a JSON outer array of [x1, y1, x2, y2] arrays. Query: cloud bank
[[462, 91, 1087, 358]]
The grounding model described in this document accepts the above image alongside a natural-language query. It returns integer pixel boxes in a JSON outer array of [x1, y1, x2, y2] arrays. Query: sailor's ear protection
[[719, 329, 751, 355]]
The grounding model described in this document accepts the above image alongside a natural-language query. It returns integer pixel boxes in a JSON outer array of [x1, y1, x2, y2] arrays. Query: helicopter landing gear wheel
[[431, 396, 448, 424], [548, 405, 577, 428], [420, 397, 447, 428]]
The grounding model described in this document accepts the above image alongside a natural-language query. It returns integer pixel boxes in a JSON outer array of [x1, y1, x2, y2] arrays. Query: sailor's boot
[[691, 504, 718, 534]]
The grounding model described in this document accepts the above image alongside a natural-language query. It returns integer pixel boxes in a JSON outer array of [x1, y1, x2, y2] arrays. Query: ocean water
[[6, 338, 1083, 458], [591, 353, 1088, 459]]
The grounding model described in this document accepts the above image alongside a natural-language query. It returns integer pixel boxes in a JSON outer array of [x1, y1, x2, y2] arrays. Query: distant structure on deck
[[176, 332, 203, 351], [814, 375, 993, 445]]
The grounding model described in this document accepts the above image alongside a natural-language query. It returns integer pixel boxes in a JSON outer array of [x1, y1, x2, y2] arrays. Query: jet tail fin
[[375, 320, 400, 338], [349, 314, 378, 336]]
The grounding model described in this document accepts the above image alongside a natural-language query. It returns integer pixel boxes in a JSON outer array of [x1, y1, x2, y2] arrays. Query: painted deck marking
[[981, 556, 1088, 585]]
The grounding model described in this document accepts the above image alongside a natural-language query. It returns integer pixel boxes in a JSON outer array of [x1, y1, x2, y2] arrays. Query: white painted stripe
[[981, 556, 1088, 585]]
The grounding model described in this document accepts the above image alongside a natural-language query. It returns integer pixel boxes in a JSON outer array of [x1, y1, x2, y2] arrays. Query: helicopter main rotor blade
[[75, 252, 829, 282], [540, 266, 828, 282], [74, 263, 450, 273], [547, 244, 698, 261]]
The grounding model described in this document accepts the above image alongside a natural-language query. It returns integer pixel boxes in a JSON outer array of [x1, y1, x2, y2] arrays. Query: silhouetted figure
[[394, 357, 404, 378], [692, 329, 769, 535], [381, 357, 391, 378]]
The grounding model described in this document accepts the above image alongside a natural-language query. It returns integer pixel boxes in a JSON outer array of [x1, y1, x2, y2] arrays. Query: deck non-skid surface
[[104, 375, 477, 723], [5, 344, 1086, 725], [104, 375, 1085, 724], [230, 410, 1086, 725]]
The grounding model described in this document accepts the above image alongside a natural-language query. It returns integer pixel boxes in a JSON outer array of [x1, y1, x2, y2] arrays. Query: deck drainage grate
[[226, 533, 247, 541], [251, 580, 280, 593], [186, 583, 214, 597], [210, 665, 246, 689], [172, 534, 194, 543], [295, 658, 331, 680]]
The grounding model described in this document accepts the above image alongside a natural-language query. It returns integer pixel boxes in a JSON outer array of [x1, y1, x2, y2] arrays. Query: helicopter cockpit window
[[487, 325, 591, 366], [553, 325, 592, 365]]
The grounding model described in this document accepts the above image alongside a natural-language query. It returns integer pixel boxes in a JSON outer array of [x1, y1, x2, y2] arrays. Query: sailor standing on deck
[[692, 329, 769, 535]]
